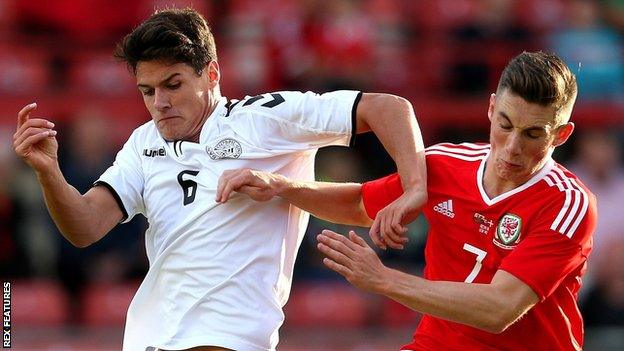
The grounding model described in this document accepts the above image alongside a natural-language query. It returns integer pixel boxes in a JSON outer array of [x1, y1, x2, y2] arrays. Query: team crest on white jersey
[[206, 138, 243, 160], [494, 213, 522, 249]]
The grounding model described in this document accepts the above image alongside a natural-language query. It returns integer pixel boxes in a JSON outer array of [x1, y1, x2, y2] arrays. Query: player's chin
[[156, 127, 180, 141]]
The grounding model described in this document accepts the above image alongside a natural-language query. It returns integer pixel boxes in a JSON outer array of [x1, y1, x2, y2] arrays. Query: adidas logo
[[434, 199, 455, 218]]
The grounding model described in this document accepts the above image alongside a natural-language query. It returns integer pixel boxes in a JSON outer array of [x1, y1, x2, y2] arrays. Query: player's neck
[[482, 161, 521, 198]]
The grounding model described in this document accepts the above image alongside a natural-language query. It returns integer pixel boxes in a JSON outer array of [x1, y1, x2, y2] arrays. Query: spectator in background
[[567, 130, 624, 285], [549, 0, 624, 100], [581, 238, 624, 327], [601, 0, 624, 35], [57, 109, 146, 323], [308, 0, 375, 91], [0, 129, 30, 279], [449, 0, 531, 94]]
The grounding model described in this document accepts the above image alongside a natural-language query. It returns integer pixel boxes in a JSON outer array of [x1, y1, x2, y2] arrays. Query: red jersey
[[362, 143, 596, 351]]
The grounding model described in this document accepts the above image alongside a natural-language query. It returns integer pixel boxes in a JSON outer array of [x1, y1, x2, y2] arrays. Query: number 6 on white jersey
[[463, 243, 487, 283]]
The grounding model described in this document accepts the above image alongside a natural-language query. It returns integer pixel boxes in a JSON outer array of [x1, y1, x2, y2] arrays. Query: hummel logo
[[143, 147, 166, 157], [434, 199, 455, 218]]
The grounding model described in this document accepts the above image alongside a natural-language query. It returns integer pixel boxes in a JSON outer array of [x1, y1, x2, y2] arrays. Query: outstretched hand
[[216, 168, 288, 203], [369, 188, 426, 250], [13, 103, 59, 172], [317, 229, 388, 294]]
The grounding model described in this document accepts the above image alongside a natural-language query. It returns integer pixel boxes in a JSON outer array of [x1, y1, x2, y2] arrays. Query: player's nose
[[153, 88, 171, 111], [504, 131, 522, 156]]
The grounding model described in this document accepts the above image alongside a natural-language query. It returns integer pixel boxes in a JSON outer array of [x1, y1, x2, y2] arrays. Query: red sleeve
[[500, 194, 596, 300], [361, 173, 404, 220]]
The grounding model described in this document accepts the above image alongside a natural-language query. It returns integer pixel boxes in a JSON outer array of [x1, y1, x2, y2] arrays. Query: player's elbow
[[61, 227, 105, 248], [64, 233, 97, 248], [479, 307, 527, 334]]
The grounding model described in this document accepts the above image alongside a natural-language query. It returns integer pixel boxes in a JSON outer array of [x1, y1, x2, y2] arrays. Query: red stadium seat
[[67, 50, 136, 95], [284, 282, 369, 328], [381, 299, 422, 327], [515, 0, 566, 34], [11, 280, 69, 326], [410, 0, 479, 34], [81, 282, 138, 326], [0, 44, 50, 95]]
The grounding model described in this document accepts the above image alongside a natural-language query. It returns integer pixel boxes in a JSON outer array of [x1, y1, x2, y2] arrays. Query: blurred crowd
[[0, 0, 623, 349]]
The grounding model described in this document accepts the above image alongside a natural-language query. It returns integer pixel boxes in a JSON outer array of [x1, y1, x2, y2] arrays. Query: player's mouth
[[157, 115, 180, 123], [500, 159, 522, 170]]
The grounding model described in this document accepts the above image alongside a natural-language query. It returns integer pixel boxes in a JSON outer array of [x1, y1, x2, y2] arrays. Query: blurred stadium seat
[[12, 280, 69, 326], [284, 282, 369, 327], [515, 0, 566, 34], [411, 0, 478, 34], [381, 299, 422, 327], [81, 282, 138, 326], [0, 43, 50, 95], [67, 50, 136, 95]]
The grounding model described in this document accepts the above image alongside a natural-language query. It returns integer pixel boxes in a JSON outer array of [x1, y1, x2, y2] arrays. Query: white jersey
[[96, 90, 360, 351]]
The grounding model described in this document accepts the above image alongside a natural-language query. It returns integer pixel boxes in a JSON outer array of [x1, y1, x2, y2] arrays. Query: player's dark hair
[[114, 8, 217, 76], [497, 51, 577, 114]]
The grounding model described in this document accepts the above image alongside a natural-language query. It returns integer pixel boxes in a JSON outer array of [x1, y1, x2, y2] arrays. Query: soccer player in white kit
[[12, 8, 427, 351]]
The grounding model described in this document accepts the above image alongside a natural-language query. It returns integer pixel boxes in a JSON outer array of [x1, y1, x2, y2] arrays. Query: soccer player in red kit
[[216, 51, 597, 350]]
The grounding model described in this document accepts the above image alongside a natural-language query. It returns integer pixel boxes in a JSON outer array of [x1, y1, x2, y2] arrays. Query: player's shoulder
[[425, 142, 490, 161], [540, 162, 597, 239], [224, 90, 359, 118], [223, 91, 305, 117], [543, 162, 595, 200]]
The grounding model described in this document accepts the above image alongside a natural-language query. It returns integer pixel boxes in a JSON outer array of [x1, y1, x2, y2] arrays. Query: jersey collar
[[477, 148, 555, 206]]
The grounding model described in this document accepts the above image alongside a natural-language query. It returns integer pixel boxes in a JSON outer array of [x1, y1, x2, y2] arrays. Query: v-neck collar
[[476, 149, 555, 206]]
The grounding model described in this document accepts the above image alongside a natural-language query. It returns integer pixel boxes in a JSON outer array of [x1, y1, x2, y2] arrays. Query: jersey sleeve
[[499, 192, 597, 300], [94, 129, 145, 223], [231, 90, 360, 149], [361, 173, 404, 220]]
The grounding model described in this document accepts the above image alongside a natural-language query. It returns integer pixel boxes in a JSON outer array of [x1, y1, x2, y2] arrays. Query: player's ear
[[487, 93, 496, 122], [206, 60, 220, 85], [553, 122, 575, 147]]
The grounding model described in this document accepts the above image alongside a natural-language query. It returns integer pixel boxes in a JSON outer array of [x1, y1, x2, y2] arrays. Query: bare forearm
[[358, 94, 427, 191], [376, 269, 531, 333], [36, 167, 109, 247], [280, 181, 371, 226]]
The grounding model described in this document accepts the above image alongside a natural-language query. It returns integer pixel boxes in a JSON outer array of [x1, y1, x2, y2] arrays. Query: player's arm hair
[[377, 269, 539, 333], [36, 167, 123, 247], [280, 181, 372, 227]]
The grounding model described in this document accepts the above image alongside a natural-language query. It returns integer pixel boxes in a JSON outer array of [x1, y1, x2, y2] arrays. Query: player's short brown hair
[[497, 51, 577, 116], [114, 8, 217, 75]]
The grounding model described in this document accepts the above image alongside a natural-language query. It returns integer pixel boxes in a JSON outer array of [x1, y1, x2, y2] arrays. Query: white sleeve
[[94, 130, 145, 223], [229, 90, 361, 150]]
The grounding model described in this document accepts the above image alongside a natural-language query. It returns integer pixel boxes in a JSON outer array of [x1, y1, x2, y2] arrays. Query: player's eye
[[140, 89, 154, 96], [526, 131, 543, 139], [167, 82, 181, 90], [500, 124, 512, 131]]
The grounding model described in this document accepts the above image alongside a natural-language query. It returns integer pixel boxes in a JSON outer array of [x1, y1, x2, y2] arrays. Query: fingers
[[380, 210, 406, 250], [321, 257, 351, 278], [216, 169, 248, 202], [348, 230, 369, 248], [14, 118, 55, 140], [319, 229, 360, 252], [369, 217, 386, 250], [13, 126, 56, 150], [17, 103, 37, 129], [14, 130, 56, 155]]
